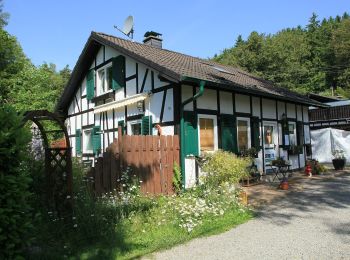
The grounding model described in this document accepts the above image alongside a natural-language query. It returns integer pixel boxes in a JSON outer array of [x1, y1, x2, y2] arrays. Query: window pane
[[83, 130, 92, 152], [107, 67, 113, 90], [238, 120, 248, 151], [199, 118, 214, 151], [131, 123, 141, 135], [98, 69, 105, 92], [289, 123, 296, 145]]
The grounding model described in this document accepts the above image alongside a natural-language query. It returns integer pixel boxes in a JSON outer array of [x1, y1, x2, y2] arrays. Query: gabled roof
[[56, 32, 325, 113]]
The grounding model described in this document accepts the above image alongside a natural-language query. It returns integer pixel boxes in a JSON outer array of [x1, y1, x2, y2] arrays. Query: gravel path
[[147, 173, 350, 260]]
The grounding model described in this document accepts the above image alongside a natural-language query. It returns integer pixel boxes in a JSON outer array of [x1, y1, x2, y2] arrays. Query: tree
[[213, 13, 350, 96], [9, 63, 70, 112], [0, 0, 9, 28]]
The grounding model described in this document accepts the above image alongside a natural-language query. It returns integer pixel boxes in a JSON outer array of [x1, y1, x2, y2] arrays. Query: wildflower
[[66, 195, 71, 199], [142, 229, 146, 233], [73, 224, 78, 228]]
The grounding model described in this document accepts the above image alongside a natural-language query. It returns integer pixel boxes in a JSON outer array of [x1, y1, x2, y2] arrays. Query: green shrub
[[0, 105, 33, 259], [173, 163, 182, 194], [200, 150, 250, 187]]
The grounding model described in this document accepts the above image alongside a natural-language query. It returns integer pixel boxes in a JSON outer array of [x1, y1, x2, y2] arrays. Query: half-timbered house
[[56, 31, 324, 188]]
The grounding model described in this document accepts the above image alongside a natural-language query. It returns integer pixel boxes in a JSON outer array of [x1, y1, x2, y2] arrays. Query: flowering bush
[[165, 183, 245, 233], [199, 150, 251, 188]]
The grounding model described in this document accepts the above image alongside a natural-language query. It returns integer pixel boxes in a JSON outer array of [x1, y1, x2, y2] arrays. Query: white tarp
[[311, 127, 350, 164]]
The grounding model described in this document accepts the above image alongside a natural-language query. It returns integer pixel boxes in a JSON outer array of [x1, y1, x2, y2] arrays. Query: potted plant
[[240, 147, 259, 158], [288, 145, 303, 155], [332, 150, 346, 170]]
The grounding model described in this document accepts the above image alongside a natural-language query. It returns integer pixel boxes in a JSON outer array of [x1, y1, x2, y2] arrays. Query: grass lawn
[[79, 206, 252, 259]]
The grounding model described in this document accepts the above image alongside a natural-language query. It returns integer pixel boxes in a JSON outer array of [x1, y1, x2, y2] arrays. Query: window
[[97, 65, 113, 95], [198, 115, 218, 153], [288, 122, 297, 146], [237, 118, 251, 152], [128, 120, 142, 135], [83, 129, 93, 153]]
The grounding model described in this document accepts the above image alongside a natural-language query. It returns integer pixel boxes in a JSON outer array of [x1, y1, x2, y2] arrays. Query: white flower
[[73, 224, 78, 228]]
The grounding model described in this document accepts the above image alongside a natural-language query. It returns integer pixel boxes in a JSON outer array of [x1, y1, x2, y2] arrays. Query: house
[[56, 31, 323, 188], [308, 93, 350, 131]]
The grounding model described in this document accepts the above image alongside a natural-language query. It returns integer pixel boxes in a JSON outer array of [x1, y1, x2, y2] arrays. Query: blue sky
[[4, 0, 349, 70]]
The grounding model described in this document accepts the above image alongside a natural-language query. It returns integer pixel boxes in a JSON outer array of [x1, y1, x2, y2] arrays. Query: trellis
[[22, 110, 72, 213]]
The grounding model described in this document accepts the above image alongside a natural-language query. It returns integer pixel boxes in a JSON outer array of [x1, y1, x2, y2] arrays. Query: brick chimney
[[143, 31, 162, 48]]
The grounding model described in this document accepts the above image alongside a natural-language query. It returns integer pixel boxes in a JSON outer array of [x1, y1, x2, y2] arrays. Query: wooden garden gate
[[87, 128, 180, 196]]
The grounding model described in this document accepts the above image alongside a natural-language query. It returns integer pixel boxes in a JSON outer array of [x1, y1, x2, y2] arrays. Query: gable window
[[97, 64, 113, 95], [198, 115, 218, 153], [128, 120, 142, 135], [237, 117, 251, 152], [83, 129, 93, 153]]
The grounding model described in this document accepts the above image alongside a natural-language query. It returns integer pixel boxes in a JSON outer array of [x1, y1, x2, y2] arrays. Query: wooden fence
[[87, 129, 180, 196]]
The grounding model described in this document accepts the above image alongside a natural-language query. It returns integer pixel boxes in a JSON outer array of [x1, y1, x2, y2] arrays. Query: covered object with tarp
[[311, 127, 350, 164]]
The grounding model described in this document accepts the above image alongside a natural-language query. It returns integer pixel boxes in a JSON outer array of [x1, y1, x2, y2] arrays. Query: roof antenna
[[114, 16, 134, 40]]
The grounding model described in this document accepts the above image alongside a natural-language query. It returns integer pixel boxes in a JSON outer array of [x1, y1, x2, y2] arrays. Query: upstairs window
[[97, 65, 113, 95]]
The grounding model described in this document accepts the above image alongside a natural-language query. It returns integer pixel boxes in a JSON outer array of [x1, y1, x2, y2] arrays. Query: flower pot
[[279, 180, 289, 190], [332, 159, 346, 170]]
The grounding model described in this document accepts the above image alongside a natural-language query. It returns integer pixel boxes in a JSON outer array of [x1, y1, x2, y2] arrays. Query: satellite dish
[[114, 16, 134, 39]]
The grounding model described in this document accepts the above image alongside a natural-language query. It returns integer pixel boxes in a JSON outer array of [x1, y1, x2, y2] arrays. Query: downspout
[[180, 78, 206, 190]]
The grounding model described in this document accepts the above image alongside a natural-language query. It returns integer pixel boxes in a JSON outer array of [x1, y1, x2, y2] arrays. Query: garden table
[[266, 163, 292, 182]]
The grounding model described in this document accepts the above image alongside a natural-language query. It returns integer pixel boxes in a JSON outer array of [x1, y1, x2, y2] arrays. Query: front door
[[263, 122, 279, 170]]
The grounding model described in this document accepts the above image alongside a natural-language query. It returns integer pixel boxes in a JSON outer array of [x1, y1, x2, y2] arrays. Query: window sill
[[91, 91, 114, 103]]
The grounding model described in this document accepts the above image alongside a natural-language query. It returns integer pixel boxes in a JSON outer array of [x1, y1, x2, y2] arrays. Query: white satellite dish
[[114, 16, 134, 39]]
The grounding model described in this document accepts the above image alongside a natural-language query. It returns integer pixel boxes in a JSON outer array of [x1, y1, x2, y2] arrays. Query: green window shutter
[[86, 69, 95, 100], [75, 129, 82, 155], [250, 116, 261, 151], [112, 55, 125, 90], [118, 120, 125, 135], [141, 115, 153, 135], [92, 126, 101, 154], [220, 114, 237, 154], [297, 121, 304, 145], [183, 111, 199, 156]]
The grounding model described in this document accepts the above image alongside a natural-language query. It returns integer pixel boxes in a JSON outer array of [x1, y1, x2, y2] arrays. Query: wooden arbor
[[23, 110, 72, 213]]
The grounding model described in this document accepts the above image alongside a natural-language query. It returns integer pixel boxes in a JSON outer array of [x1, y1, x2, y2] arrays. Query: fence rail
[[309, 105, 350, 122], [87, 129, 180, 196]]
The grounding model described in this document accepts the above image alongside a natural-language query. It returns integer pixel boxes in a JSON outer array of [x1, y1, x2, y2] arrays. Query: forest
[[214, 13, 350, 98]]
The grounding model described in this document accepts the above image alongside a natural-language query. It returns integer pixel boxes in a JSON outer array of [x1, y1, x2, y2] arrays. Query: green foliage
[[0, 6, 71, 111], [9, 63, 70, 112], [214, 12, 350, 96], [200, 150, 250, 187], [173, 162, 182, 194], [0, 105, 33, 259], [28, 159, 252, 259]]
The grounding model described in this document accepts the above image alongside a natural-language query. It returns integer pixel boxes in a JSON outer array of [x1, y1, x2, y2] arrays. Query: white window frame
[[197, 114, 218, 154], [236, 117, 251, 152], [83, 128, 93, 154], [127, 120, 142, 136], [96, 63, 113, 96]]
